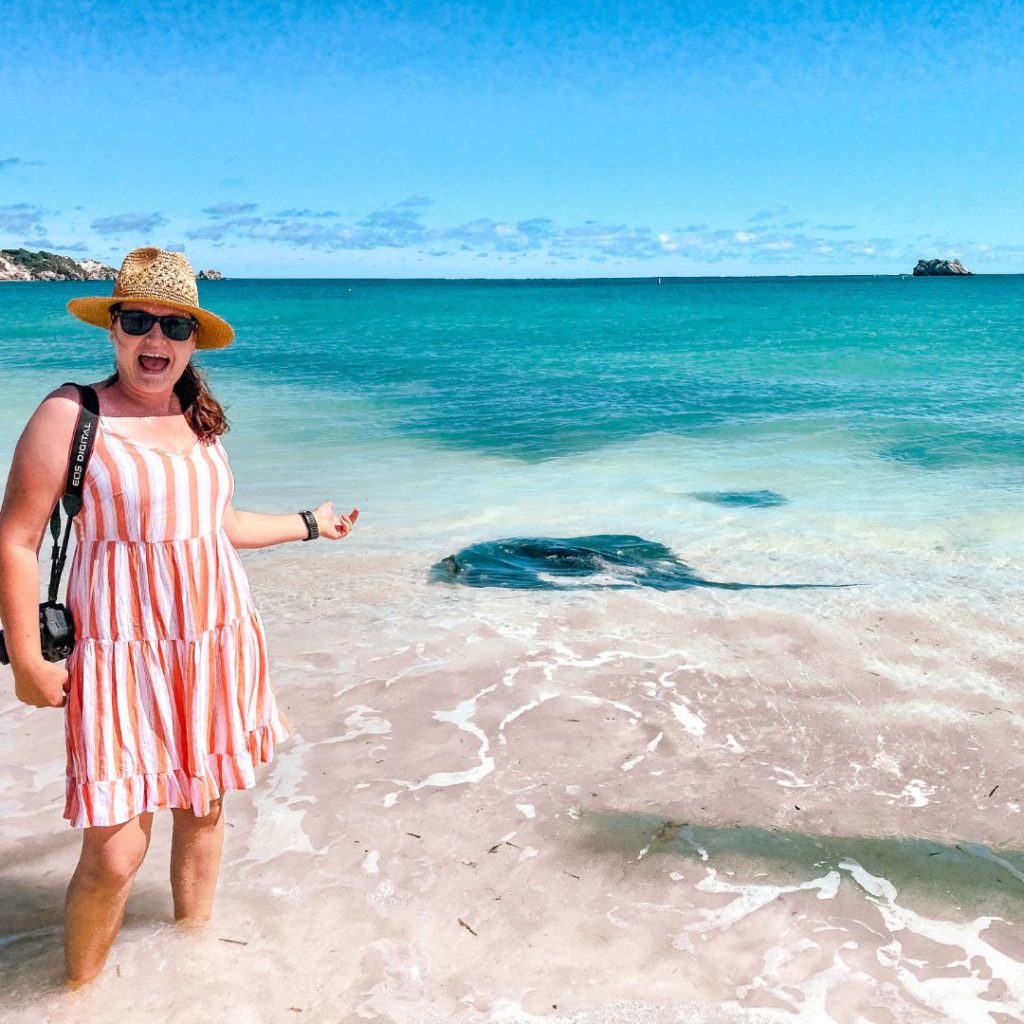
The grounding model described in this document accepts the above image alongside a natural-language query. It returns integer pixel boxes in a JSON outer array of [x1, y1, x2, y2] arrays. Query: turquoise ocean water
[[0, 276, 1021, 584]]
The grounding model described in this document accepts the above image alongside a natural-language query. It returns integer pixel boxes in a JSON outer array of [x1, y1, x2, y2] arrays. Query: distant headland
[[912, 258, 972, 276], [0, 248, 223, 282], [0, 248, 115, 282]]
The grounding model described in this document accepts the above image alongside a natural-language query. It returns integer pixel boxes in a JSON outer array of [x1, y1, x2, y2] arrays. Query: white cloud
[[748, 205, 789, 223], [0, 203, 46, 234], [91, 212, 168, 235], [100, 198, 1024, 271], [203, 201, 258, 217]]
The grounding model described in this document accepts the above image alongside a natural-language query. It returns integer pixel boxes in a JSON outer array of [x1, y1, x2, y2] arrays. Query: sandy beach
[[5, 0, 1024, 1011], [3, 533, 1023, 1023]]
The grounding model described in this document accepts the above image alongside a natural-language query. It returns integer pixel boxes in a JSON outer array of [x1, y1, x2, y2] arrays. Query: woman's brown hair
[[174, 362, 229, 442], [103, 363, 230, 442]]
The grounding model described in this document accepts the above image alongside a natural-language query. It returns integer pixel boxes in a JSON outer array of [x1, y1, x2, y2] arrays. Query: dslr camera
[[0, 602, 76, 666]]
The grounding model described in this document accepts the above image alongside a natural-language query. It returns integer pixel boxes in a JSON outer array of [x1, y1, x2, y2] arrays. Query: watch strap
[[299, 509, 319, 541]]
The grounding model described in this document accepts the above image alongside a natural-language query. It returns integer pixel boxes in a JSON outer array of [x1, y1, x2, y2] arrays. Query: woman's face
[[109, 301, 198, 397]]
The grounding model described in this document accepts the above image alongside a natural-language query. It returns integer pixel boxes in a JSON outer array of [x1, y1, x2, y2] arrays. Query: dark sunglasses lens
[[161, 317, 196, 341], [118, 311, 155, 335]]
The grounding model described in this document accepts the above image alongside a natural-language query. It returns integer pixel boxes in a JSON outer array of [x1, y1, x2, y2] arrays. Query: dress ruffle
[[64, 717, 291, 828], [64, 605, 293, 828]]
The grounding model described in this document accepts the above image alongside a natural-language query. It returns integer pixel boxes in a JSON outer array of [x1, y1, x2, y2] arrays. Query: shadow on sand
[[0, 870, 172, 1003], [578, 809, 1024, 909]]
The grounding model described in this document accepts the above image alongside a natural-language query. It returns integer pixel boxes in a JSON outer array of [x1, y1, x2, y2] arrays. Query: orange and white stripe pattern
[[63, 420, 291, 828]]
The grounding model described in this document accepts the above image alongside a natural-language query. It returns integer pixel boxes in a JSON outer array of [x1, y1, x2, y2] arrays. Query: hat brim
[[66, 296, 234, 350]]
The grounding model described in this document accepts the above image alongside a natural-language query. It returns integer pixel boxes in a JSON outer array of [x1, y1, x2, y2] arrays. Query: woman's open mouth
[[138, 353, 171, 374]]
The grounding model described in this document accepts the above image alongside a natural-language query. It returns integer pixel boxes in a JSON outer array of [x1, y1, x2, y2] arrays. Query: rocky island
[[0, 248, 224, 282], [0, 248, 116, 282], [912, 258, 972, 276]]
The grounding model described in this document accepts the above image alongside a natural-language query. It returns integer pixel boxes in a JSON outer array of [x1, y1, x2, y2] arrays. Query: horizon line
[[6, 271, 1014, 284], [118, 271, 1013, 282]]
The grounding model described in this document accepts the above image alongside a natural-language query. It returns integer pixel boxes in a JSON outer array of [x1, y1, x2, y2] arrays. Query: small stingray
[[431, 534, 846, 591], [692, 489, 789, 508]]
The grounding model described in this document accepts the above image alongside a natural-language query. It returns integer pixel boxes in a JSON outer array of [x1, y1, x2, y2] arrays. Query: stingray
[[431, 534, 850, 591]]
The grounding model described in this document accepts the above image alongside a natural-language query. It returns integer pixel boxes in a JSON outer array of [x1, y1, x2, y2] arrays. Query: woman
[[0, 247, 358, 987]]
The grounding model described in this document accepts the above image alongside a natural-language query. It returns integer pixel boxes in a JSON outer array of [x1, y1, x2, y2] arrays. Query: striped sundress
[[63, 417, 292, 828]]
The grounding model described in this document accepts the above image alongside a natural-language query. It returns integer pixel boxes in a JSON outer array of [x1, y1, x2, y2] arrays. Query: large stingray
[[432, 534, 848, 591]]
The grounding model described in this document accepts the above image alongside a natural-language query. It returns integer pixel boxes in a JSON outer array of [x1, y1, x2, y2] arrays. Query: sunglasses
[[114, 309, 198, 342]]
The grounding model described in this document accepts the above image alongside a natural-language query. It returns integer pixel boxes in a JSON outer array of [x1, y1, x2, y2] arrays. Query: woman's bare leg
[[170, 799, 224, 925], [65, 813, 153, 987]]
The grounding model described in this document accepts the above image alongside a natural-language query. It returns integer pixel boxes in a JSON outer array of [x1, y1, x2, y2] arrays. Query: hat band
[[113, 281, 200, 308]]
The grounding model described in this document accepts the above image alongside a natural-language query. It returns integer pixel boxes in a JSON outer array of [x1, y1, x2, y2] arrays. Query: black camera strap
[[47, 384, 100, 604]]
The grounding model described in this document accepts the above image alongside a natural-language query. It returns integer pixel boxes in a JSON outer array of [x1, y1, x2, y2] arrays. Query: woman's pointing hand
[[313, 502, 360, 540]]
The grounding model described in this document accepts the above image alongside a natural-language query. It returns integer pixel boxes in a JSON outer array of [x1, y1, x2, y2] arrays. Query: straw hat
[[67, 247, 234, 349]]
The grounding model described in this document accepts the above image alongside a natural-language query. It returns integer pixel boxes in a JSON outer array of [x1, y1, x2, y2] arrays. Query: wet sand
[[2, 546, 1024, 1023]]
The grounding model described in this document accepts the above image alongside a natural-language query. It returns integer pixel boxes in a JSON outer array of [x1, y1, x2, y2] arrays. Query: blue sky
[[2, 0, 1023, 276]]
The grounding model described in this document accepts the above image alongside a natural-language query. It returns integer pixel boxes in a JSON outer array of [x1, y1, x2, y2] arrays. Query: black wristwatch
[[299, 510, 319, 541]]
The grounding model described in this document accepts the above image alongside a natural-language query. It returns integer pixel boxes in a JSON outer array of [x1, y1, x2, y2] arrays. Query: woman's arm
[[0, 387, 80, 707], [224, 500, 359, 550]]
